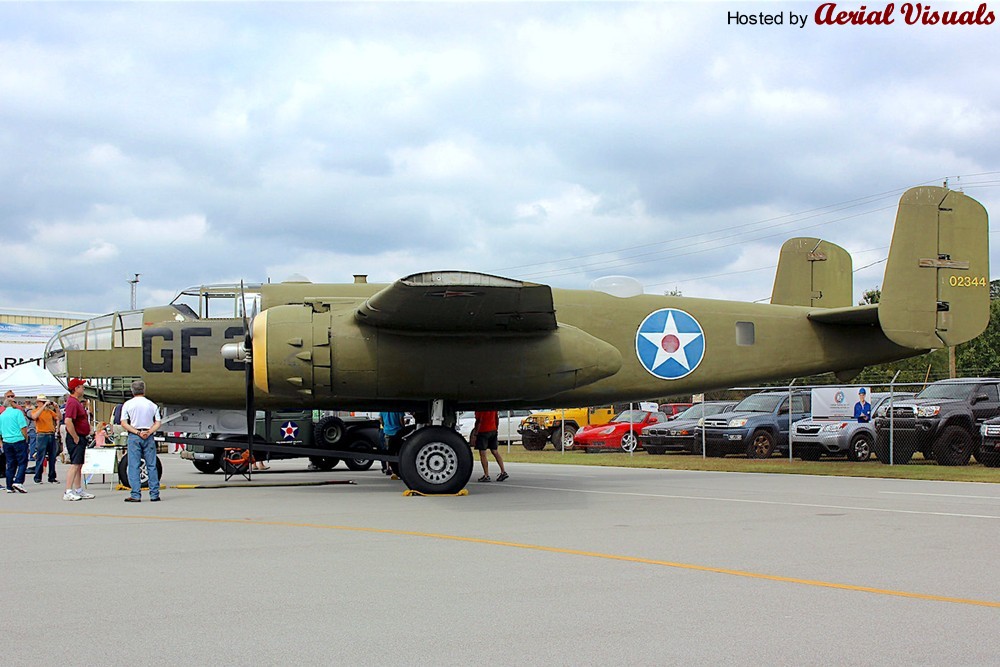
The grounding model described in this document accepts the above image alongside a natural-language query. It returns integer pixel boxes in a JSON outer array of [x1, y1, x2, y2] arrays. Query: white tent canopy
[[0, 364, 68, 398]]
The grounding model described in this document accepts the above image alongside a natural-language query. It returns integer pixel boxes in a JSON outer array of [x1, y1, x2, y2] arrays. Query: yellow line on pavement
[[3, 509, 999, 609]]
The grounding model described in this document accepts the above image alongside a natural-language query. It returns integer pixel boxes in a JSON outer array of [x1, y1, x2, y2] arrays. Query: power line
[[649, 244, 892, 290], [499, 175, 999, 283], [518, 204, 895, 281]]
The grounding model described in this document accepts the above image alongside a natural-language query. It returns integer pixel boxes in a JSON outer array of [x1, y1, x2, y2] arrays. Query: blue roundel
[[635, 308, 705, 380]]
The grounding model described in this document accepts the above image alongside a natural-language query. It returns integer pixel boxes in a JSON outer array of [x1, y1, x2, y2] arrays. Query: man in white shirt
[[121, 380, 162, 502]]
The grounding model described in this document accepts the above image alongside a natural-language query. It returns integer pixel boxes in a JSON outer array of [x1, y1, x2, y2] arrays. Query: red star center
[[661, 334, 680, 353], [282, 424, 296, 437]]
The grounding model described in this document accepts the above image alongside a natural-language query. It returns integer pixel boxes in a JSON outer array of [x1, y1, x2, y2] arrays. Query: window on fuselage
[[736, 321, 755, 346]]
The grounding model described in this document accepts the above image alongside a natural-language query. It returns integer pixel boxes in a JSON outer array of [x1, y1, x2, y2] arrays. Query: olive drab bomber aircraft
[[45, 186, 990, 494]]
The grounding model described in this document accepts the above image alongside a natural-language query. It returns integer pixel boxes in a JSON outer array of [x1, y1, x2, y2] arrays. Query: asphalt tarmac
[[3, 453, 999, 666]]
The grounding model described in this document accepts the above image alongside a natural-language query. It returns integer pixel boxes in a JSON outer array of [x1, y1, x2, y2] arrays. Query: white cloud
[[0, 2, 996, 316], [390, 139, 486, 181]]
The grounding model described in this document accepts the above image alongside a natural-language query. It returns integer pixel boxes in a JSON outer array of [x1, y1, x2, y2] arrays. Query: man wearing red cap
[[62, 379, 95, 501]]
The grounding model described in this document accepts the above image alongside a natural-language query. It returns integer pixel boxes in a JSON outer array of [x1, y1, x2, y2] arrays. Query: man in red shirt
[[470, 410, 508, 483], [62, 378, 95, 501]]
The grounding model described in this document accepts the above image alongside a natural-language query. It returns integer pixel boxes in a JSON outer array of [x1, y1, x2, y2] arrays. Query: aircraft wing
[[355, 271, 557, 333]]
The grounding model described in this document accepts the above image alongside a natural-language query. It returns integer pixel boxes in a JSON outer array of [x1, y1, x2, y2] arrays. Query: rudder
[[879, 186, 990, 349]]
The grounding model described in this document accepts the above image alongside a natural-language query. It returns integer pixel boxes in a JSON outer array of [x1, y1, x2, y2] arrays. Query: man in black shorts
[[471, 410, 508, 482], [62, 378, 95, 501]]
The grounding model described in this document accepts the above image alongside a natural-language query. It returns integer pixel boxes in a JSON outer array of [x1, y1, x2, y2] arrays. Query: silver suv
[[791, 393, 910, 462]]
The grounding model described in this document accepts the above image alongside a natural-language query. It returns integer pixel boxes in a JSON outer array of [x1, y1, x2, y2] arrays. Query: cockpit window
[[113, 311, 144, 348], [86, 315, 113, 350], [171, 284, 261, 319]]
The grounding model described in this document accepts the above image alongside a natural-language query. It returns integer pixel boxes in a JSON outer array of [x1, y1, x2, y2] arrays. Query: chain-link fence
[[666, 378, 1000, 466]]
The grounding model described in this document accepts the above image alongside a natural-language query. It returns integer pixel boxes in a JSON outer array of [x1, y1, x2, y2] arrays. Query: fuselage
[[48, 281, 919, 411]]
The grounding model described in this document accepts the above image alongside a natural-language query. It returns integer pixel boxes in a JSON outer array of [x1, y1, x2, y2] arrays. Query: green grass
[[499, 448, 1000, 483]]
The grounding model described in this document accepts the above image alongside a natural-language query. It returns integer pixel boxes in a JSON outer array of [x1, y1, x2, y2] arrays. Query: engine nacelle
[[252, 303, 622, 405]]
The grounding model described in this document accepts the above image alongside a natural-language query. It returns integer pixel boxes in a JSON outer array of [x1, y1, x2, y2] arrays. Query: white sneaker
[[63, 491, 81, 501], [12, 484, 26, 494], [76, 489, 95, 500]]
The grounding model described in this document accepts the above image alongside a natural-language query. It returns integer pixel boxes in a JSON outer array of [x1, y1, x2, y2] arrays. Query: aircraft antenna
[[128, 274, 141, 309]]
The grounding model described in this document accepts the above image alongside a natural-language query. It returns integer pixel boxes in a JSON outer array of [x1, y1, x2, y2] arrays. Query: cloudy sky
[[1, 1, 997, 316]]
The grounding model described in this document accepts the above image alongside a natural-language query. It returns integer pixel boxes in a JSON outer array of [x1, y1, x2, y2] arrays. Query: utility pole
[[128, 274, 140, 309]]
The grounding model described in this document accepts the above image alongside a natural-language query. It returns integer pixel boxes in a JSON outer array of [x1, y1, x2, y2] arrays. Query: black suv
[[872, 379, 1000, 465]]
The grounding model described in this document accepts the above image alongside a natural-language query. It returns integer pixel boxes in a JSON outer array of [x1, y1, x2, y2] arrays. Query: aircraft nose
[[44, 328, 68, 382]]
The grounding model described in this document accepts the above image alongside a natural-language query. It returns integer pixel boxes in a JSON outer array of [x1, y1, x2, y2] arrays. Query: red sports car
[[572, 410, 668, 452]]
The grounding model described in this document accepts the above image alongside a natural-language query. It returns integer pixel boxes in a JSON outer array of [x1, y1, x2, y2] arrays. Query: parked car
[[658, 403, 694, 419], [978, 416, 1000, 467], [518, 405, 617, 450], [641, 401, 738, 454], [699, 391, 811, 458], [873, 378, 1000, 465], [457, 409, 536, 444], [791, 393, 912, 461], [572, 410, 667, 452]]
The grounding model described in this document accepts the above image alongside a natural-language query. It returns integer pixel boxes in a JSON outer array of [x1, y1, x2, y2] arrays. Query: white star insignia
[[639, 312, 703, 372]]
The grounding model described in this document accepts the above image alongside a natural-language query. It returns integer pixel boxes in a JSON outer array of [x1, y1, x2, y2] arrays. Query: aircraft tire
[[345, 439, 376, 471], [118, 454, 164, 489], [309, 456, 340, 471], [746, 430, 775, 459], [846, 434, 873, 462], [398, 426, 473, 495], [931, 425, 974, 466]]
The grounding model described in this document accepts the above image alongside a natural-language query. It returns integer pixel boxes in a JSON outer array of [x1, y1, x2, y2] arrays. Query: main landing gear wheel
[[398, 426, 473, 495], [118, 453, 164, 489]]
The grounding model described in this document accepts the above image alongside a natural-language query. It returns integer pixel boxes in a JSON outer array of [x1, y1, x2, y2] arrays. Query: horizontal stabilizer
[[807, 303, 879, 326], [356, 271, 557, 333]]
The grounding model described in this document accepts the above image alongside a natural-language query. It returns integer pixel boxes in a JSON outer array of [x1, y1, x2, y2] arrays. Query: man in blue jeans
[[31, 395, 60, 484], [120, 380, 162, 502], [1, 396, 30, 493]]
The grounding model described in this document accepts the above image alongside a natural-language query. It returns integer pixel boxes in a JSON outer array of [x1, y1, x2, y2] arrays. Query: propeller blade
[[240, 281, 254, 479]]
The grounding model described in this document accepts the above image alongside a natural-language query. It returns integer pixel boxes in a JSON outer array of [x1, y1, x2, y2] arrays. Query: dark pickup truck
[[873, 378, 1000, 465], [699, 391, 811, 458]]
